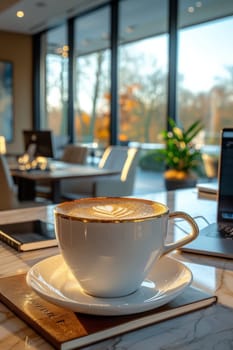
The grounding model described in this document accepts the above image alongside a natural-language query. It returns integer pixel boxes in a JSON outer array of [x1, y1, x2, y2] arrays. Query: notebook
[[0, 273, 216, 350], [196, 181, 218, 200], [182, 128, 233, 258], [0, 220, 57, 251]]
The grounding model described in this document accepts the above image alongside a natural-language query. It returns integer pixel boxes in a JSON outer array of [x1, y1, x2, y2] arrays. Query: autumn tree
[[118, 47, 167, 143]]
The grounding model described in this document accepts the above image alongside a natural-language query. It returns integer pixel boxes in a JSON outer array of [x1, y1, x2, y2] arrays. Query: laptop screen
[[217, 129, 233, 224], [181, 128, 233, 258]]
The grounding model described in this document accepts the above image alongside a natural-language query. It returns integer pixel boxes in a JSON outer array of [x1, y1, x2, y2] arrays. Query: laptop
[[182, 128, 233, 258]]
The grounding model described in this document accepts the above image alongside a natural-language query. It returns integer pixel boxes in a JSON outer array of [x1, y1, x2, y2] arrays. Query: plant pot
[[164, 170, 197, 191]]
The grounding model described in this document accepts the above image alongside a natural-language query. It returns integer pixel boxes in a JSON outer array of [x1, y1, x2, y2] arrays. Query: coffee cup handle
[[162, 211, 199, 256]]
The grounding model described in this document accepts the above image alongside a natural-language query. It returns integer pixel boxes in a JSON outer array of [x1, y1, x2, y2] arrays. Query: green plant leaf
[[184, 120, 203, 143], [159, 118, 203, 172]]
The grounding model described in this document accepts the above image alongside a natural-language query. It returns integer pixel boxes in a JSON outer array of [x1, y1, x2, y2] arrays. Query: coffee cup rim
[[54, 197, 169, 223]]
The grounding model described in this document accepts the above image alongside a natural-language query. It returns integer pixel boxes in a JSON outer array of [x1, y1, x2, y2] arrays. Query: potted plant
[[158, 118, 203, 190]]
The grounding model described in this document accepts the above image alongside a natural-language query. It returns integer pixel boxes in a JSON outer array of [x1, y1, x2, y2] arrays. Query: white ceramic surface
[[54, 197, 198, 297], [26, 254, 193, 316]]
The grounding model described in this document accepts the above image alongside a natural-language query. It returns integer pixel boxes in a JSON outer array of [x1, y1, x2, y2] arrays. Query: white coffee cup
[[54, 197, 198, 298]]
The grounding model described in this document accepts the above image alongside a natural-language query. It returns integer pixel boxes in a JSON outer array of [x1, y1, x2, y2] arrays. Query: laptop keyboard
[[218, 223, 233, 238]]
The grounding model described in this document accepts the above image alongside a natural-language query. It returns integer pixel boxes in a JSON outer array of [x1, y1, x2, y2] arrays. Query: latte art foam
[[55, 197, 168, 222], [92, 205, 135, 219]]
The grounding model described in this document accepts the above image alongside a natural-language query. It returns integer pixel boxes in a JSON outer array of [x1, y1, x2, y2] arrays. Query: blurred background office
[[0, 0, 232, 188]]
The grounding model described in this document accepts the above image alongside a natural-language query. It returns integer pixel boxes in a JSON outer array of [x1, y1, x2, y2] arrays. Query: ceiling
[[0, 0, 232, 38], [0, 0, 106, 35]]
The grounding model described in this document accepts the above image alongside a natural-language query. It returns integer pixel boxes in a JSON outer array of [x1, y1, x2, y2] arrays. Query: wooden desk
[[0, 189, 233, 349], [11, 163, 119, 203]]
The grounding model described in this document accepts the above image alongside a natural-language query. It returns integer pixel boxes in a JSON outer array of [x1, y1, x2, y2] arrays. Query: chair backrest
[[0, 155, 18, 210], [98, 146, 140, 194], [61, 145, 88, 164], [98, 146, 133, 171]]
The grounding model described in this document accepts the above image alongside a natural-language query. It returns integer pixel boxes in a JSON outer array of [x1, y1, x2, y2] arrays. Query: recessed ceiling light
[[16, 10, 24, 18], [188, 6, 195, 13]]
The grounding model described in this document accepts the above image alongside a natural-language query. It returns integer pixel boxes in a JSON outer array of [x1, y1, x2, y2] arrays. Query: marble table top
[[0, 188, 233, 349]]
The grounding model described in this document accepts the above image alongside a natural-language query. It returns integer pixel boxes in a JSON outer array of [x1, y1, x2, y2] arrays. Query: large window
[[42, 24, 69, 138], [73, 7, 111, 147], [178, 0, 233, 146], [37, 0, 233, 150], [118, 0, 168, 144]]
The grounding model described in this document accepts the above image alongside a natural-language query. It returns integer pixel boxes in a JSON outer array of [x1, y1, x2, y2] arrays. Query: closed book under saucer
[[0, 273, 217, 350]]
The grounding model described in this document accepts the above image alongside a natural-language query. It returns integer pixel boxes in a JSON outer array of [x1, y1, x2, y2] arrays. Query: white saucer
[[26, 254, 192, 316]]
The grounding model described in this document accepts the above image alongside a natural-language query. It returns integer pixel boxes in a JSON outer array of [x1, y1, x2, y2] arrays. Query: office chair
[[61, 145, 140, 199], [61, 144, 88, 164], [36, 144, 88, 200], [0, 155, 45, 210]]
